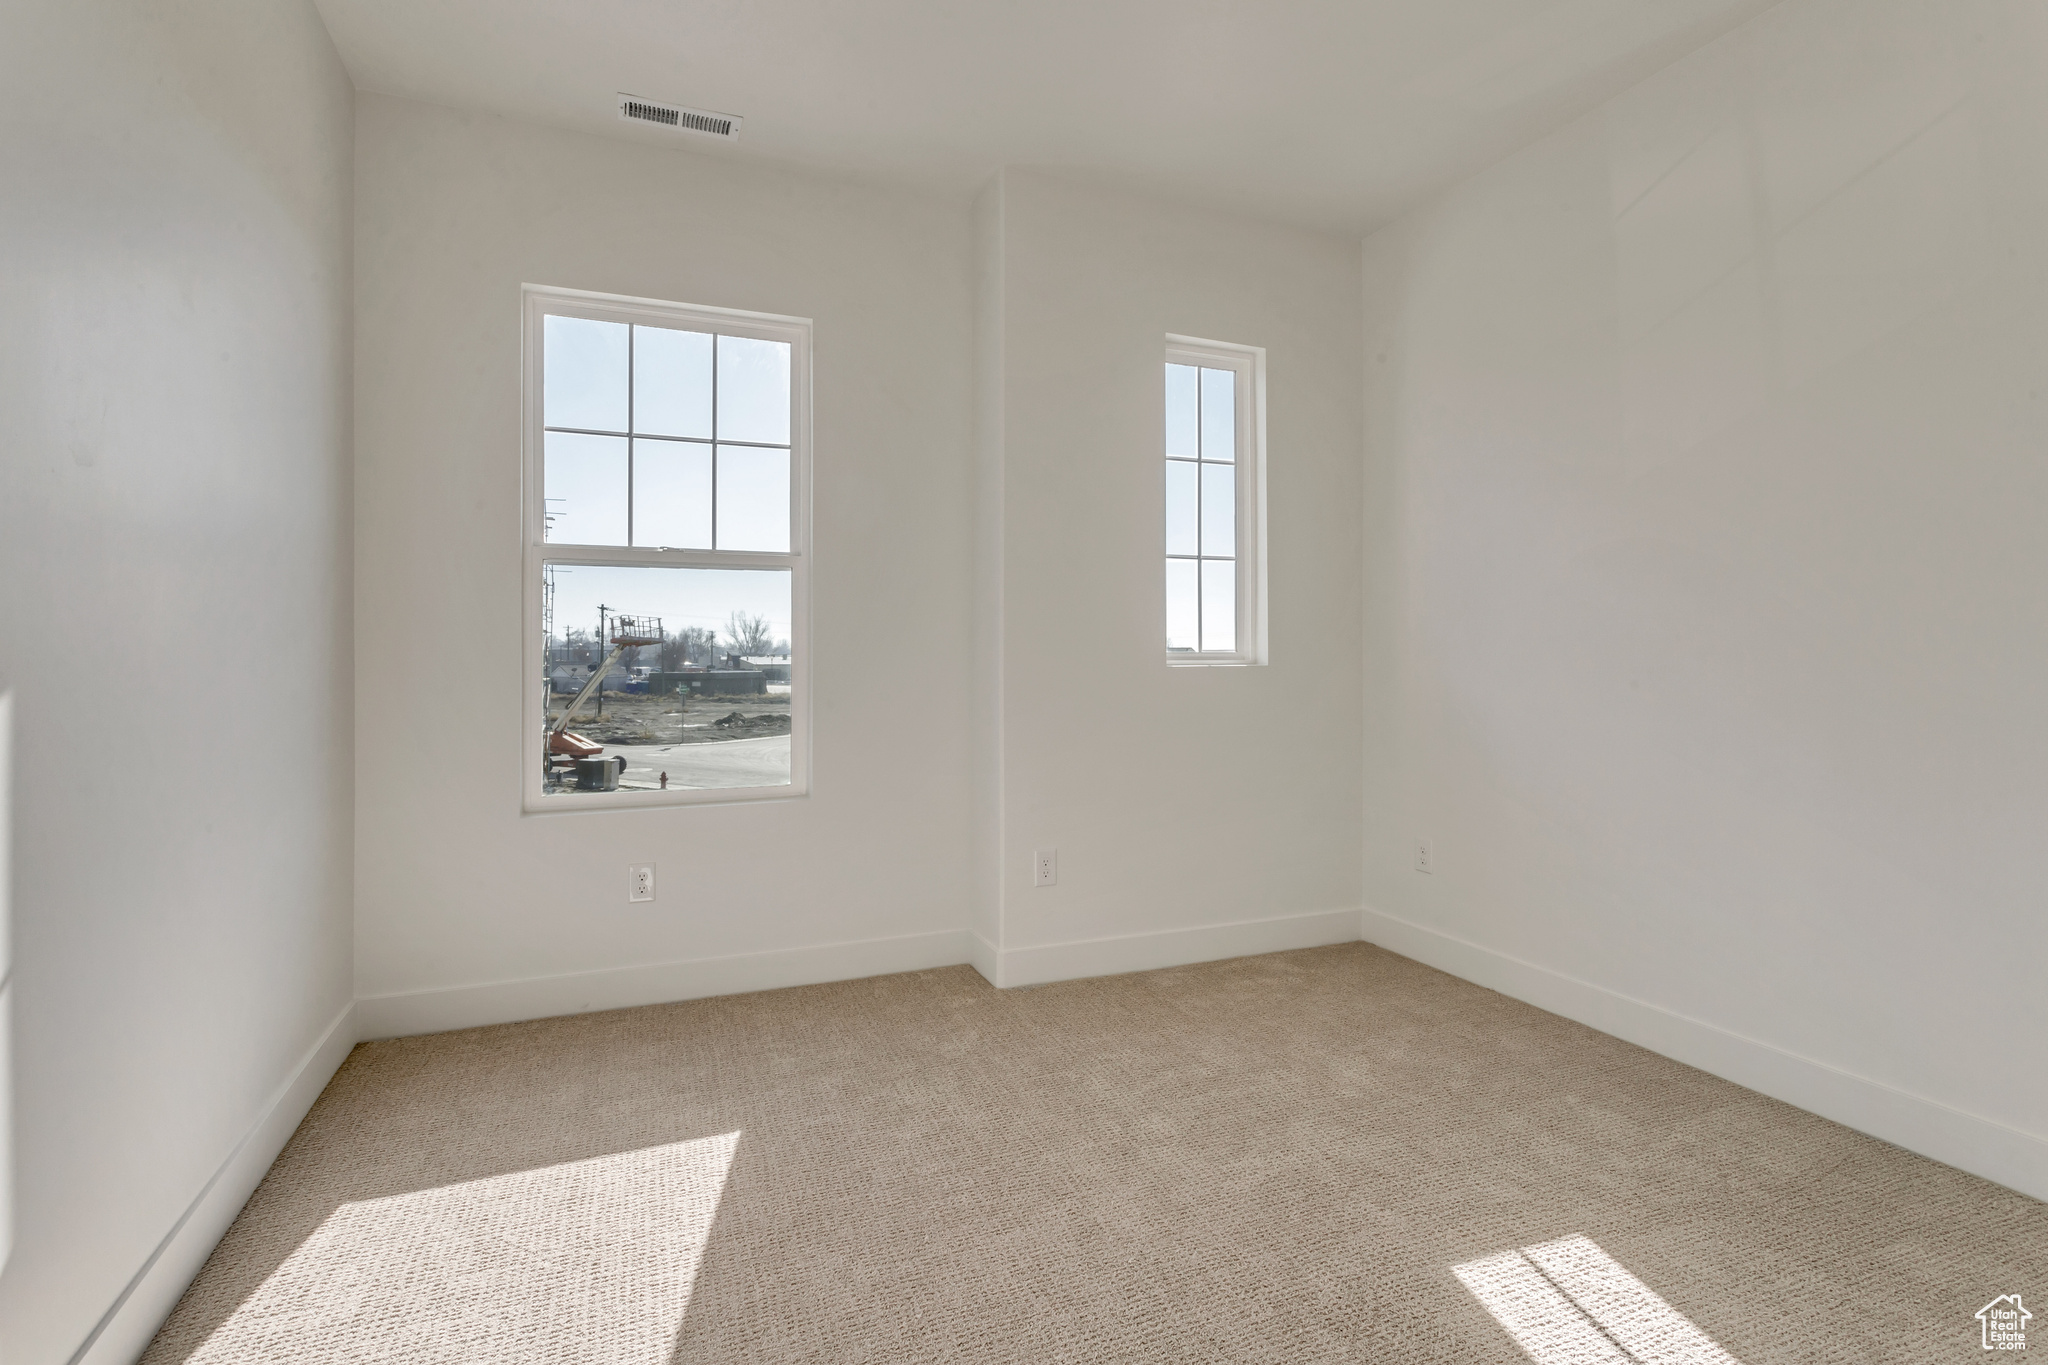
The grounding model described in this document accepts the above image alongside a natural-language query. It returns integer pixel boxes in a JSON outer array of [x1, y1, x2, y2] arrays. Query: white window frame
[[520, 283, 812, 812], [1164, 335, 1266, 666]]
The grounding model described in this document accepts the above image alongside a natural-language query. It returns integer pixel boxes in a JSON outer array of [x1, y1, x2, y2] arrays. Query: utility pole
[[596, 605, 609, 719]]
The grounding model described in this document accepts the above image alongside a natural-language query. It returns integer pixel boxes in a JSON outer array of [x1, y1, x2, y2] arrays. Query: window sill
[[1166, 654, 1260, 668], [522, 784, 807, 815]]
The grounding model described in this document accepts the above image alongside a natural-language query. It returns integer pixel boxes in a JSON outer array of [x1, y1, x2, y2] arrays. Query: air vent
[[617, 94, 742, 141]]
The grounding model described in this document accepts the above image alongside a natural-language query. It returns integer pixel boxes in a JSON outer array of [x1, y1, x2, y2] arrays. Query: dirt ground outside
[[545, 689, 791, 747]]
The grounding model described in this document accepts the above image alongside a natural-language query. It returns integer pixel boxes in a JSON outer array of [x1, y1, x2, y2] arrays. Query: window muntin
[[524, 286, 810, 810], [1164, 338, 1261, 664]]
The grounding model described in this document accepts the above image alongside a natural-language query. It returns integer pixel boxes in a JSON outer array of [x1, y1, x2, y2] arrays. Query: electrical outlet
[[1414, 839, 1433, 875], [1032, 848, 1057, 887], [629, 863, 656, 902]]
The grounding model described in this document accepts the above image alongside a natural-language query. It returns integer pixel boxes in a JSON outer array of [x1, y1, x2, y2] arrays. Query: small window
[[523, 286, 809, 809], [1164, 337, 1263, 664]]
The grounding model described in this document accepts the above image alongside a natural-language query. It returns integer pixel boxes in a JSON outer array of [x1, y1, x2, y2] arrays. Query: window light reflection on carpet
[[1453, 1234, 1743, 1365], [184, 1131, 741, 1365]]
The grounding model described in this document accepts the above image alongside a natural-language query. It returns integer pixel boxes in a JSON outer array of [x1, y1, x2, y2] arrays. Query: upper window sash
[[521, 287, 811, 563]]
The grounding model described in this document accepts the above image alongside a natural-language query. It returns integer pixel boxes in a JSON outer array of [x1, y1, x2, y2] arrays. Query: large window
[[523, 286, 809, 809], [1164, 337, 1264, 664]]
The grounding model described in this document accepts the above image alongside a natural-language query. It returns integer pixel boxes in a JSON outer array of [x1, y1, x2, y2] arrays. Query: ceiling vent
[[617, 94, 742, 141]]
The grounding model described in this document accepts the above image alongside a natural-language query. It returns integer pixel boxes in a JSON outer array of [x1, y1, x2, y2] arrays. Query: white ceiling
[[313, 0, 1778, 234]]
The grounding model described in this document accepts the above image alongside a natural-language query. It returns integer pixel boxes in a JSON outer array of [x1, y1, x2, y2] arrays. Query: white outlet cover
[[1414, 840, 1433, 874], [629, 864, 656, 902], [1033, 849, 1057, 887]]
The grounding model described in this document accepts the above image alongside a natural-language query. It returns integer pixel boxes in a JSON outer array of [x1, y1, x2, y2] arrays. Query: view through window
[[1165, 338, 1261, 662], [526, 289, 808, 806]]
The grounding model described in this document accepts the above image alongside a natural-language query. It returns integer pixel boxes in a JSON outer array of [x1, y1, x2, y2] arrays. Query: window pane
[[1200, 366, 1235, 462], [1201, 559, 1236, 653], [542, 563, 792, 795], [544, 316, 629, 432], [1165, 363, 1199, 459], [1165, 461, 1198, 556], [1200, 463, 1235, 557], [633, 326, 712, 438], [716, 445, 790, 552], [716, 335, 791, 444], [632, 440, 711, 549], [544, 432, 627, 545], [1166, 559, 1199, 651]]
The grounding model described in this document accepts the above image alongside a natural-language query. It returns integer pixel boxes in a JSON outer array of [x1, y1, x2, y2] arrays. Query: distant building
[[650, 669, 767, 696]]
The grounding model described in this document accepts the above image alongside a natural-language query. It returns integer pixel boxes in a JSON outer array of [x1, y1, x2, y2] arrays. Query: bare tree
[[724, 611, 773, 659], [659, 626, 714, 670]]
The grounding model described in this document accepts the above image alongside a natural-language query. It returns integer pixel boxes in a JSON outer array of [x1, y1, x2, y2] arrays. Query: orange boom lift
[[546, 613, 663, 785]]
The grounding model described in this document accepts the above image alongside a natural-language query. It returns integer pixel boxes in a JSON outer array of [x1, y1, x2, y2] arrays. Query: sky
[[1164, 362, 1237, 652], [543, 316, 792, 552]]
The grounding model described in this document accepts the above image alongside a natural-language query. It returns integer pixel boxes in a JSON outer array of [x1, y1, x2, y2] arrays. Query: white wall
[[352, 96, 978, 1034], [1362, 0, 2048, 1197], [979, 171, 1365, 985], [0, 2, 358, 1360]]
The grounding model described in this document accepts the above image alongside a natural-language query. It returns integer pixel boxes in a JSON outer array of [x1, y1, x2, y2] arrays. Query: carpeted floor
[[142, 944, 2045, 1363]]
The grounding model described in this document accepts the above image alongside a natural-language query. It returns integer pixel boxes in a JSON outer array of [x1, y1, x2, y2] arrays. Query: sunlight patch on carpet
[[185, 1131, 741, 1364], [1454, 1234, 1742, 1365]]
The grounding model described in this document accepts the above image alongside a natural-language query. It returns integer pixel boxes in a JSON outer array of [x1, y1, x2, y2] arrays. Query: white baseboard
[[356, 928, 975, 1040], [1360, 907, 2048, 1202], [998, 908, 1361, 989], [73, 1000, 359, 1365], [968, 931, 1000, 988]]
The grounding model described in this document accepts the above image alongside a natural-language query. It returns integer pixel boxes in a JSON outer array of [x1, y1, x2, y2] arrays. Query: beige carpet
[[142, 944, 2044, 1363]]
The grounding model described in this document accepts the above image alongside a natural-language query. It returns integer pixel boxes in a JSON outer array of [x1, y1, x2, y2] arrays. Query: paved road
[[603, 734, 791, 792]]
